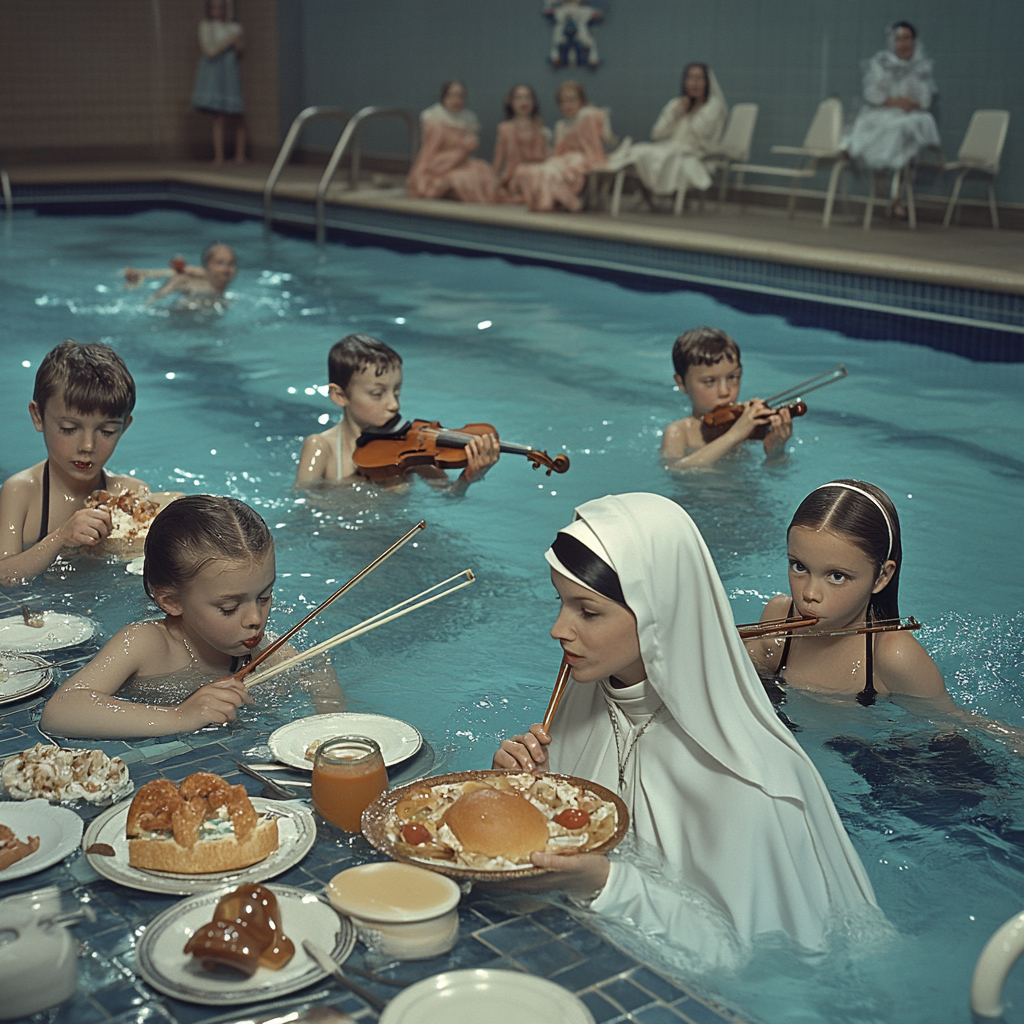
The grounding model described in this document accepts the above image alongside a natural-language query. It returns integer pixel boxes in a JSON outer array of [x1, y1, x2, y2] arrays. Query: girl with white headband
[[494, 492, 879, 961]]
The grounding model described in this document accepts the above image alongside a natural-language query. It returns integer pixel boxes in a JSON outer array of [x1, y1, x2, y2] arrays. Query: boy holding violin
[[660, 327, 792, 470], [294, 334, 500, 491]]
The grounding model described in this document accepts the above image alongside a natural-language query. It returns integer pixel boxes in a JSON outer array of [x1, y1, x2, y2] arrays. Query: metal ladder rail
[[263, 106, 349, 232], [315, 106, 419, 246], [2, 170, 12, 217]]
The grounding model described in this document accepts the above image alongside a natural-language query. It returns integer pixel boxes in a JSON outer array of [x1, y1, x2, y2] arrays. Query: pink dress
[[494, 120, 551, 201], [407, 104, 504, 204], [510, 106, 611, 212]]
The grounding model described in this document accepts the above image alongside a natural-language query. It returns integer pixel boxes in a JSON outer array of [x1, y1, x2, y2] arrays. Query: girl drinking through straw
[[745, 480, 1024, 747], [41, 496, 340, 739], [494, 493, 879, 962]]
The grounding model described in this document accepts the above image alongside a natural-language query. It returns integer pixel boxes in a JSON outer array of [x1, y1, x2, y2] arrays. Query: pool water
[[2, 207, 1023, 1024]]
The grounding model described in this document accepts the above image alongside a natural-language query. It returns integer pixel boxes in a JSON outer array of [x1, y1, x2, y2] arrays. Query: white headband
[[543, 516, 614, 596], [812, 482, 894, 560]]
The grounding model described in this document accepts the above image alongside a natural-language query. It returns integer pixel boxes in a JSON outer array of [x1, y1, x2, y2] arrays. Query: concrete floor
[[10, 159, 1023, 294]]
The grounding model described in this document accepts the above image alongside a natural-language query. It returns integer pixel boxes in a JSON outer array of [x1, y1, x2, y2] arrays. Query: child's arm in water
[[661, 400, 784, 470], [294, 430, 335, 487], [40, 623, 251, 739]]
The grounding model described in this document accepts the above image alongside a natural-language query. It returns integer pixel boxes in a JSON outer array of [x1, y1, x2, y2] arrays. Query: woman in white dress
[[843, 22, 940, 171], [494, 493, 878, 964], [621, 64, 727, 200]]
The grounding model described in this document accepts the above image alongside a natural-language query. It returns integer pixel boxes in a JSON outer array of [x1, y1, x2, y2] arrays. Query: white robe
[[544, 494, 878, 963], [843, 43, 940, 171]]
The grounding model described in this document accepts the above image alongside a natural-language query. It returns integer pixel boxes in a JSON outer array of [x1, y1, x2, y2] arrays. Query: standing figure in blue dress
[[191, 0, 246, 166]]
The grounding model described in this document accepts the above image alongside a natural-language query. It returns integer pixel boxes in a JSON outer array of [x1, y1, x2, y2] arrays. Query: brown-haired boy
[[660, 326, 792, 469], [0, 340, 176, 585], [123, 243, 237, 306], [294, 333, 499, 491]]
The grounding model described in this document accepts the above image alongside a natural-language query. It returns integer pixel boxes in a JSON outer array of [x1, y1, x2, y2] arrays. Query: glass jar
[[311, 735, 388, 833]]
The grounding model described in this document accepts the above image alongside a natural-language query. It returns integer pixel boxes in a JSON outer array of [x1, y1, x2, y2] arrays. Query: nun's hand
[[528, 851, 610, 894], [492, 723, 550, 772]]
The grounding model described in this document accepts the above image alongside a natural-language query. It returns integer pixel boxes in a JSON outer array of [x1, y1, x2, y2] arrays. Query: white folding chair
[[702, 103, 759, 207], [942, 110, 1009, 229], [724, 98, 849, 228], [862, 160, 919, 230]]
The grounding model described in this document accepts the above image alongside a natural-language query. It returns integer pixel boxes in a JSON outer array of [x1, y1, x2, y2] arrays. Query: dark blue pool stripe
[[13, 179, 1023, 362]]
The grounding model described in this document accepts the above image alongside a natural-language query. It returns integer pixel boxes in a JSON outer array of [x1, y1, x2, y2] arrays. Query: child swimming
[[660, 326, 792, 469], [40, 495, 341, 739], [494, 493, 878, 961], [745, 480, 1024, 747], [294, 333, 500, 491], [123, 243, 237, 307], [0, 340, 177, 585]]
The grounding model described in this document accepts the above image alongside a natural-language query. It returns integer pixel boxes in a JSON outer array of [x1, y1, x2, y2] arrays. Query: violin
[[353, 417, 570, 481], [700, 365, 847, 443]]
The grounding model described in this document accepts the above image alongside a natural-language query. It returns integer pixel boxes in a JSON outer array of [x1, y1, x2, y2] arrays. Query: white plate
[[81, 797, 315, 895], [269, 713, 422, 770], [380, 969, 596, 1024], [136, 884, 355, 1006], [0, 613, 99, 653], [0, 654, 53, 705], [0, 799, 84, 881]]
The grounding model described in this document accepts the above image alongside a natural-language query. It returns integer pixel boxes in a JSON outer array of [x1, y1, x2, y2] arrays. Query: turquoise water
[[2, 207, 1023, 1024]]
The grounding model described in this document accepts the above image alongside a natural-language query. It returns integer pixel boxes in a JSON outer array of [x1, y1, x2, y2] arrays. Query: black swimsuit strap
[[777, 600, 795, 673], [37, 461, 50, 543], [857, 627, 877, 706]]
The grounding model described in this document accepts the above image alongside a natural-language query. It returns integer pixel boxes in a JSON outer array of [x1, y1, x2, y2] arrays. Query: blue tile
[[550, 947, 637, 992], [91, 982, 150, 1015], [478, 916, 553, 955], [629, 966, 692, 1003], [514, 937, 584, 977], [529, 904, 577, 935], [561, 926, 615, 956], [671, 997, 736, 1024], [599, 977, 657, 1013], [633, 1006, 691, 1024], [50, 993, 108, 1024], [580, 989, 626, 1023]]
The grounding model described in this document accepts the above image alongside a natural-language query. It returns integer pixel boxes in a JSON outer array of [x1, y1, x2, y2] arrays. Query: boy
[[660, 326, 792, 469], [0, 340, 175, 585], [294, 334, 499, 492], [123, 243, 237, 306]]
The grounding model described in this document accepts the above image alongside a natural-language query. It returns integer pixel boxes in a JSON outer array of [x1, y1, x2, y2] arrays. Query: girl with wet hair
[[493, 84, 550, 194], [41, 496, 340, 739], [746, 482, 1024, 747]]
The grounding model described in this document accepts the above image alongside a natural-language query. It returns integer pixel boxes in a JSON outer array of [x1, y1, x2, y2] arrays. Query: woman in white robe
[[494, 493, 878, 963], [619, 64, 727, 197], [843, 22, 940, 171]]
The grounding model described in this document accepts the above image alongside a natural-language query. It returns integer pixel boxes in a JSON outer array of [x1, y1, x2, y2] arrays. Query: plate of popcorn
[[362, 770, 629, 881], [1, 743, 132, 806]]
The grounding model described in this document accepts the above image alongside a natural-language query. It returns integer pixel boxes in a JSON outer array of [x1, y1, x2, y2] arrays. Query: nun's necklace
[[604, 696, 666, 790]]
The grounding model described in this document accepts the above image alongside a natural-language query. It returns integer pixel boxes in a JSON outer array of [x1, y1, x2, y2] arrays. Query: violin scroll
[[526, 450, 571, 476]]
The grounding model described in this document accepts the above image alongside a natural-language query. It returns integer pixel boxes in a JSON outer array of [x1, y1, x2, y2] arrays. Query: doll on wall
[[191, 0, 246, 166], [492, 85, 551, 201], [407, 81, 505, 204]]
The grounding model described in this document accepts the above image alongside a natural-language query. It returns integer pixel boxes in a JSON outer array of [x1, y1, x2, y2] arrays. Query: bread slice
[[128, 817, 279, 874]]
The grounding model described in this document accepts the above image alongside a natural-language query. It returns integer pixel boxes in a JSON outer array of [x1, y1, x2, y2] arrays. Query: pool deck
[[9, 160, 1024, 298]]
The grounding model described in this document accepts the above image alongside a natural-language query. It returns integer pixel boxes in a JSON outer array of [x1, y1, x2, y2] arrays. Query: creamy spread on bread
[[386, 772, 618, 871], [84, 489, 161, 554], [1, 743, 131, 805]]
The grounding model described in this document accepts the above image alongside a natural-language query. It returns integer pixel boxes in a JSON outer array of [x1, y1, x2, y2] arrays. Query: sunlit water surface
[[1, 208, 1022, 1024]]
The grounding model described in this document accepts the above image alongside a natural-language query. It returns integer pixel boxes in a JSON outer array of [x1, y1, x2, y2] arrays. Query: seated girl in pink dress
[[511, 80, 615, 212], [407, 80, 504, 204], [492, 85, 551, 202]]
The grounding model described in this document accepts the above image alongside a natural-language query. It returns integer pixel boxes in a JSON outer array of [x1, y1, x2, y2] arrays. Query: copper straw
[[541, 656, 572, 733], [736, 614, 819, 640], [235, 520, 426, 681], [782, 615, 921, 639]]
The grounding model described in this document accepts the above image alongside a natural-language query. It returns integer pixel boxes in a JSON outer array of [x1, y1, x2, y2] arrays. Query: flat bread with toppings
[[83, 488, 163, 558], [385, 772, 619, 871]]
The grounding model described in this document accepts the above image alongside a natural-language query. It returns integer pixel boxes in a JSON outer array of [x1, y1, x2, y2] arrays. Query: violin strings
[[236, 520, 426, 681], [243, 570, 476, 691]]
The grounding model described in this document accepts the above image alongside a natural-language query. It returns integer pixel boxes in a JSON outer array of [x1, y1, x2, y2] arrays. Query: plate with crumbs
[[0, 653, 54, 706], [82, 797, 315, 895], [136, 884, 355, 1006], [0, 799, 84, 881], [0, 612, 99, 653], [269, 712, 422, 770]]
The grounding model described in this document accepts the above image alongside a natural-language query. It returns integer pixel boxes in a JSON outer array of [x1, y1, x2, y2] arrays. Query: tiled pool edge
[[11, 178, 1023, 362]]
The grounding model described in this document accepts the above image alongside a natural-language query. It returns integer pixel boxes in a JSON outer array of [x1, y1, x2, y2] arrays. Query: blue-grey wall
[[278, 0, 1023, 206]]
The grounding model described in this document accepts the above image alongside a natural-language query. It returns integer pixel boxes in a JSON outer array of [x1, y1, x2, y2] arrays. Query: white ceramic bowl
[[327, 862, 461, 960]]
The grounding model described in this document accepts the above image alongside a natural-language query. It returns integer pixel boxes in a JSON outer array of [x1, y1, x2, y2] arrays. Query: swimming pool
[[2, 206, 1023, 1024]]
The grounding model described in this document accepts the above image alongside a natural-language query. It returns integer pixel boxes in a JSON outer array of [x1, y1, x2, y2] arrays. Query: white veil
[[544, 493, 877, 950]]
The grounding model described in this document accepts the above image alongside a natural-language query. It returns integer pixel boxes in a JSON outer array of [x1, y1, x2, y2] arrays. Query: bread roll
[[443, 788, 549, 861], [129, 817, 278, 873]]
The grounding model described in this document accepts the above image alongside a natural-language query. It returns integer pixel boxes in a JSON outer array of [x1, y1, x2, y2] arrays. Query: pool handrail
[[971, 907, 1024, 1018], [263, 106, 349, 232], [1, 170, 12, 217], [315, 106, 419, 246]]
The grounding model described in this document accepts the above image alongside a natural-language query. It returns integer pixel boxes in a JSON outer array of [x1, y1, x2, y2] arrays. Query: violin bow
[[243, 570, 476, 691], [736, 614, 820, 640], [764, 365, 848, 408], [541, 656, 572, 733], [232, 520, 426, 683]]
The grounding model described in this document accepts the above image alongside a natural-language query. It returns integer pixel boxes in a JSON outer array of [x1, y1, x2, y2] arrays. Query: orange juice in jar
[[311, 736, 388, 833]]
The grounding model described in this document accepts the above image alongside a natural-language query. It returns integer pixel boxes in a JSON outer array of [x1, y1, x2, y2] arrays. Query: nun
[[495, 492, 878, 961]]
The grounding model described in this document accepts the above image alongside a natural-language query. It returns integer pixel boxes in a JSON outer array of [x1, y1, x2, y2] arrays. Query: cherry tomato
[[554, 808, 590, 830], [401, 822, 431, 845], [170, 257, 187, 272]]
